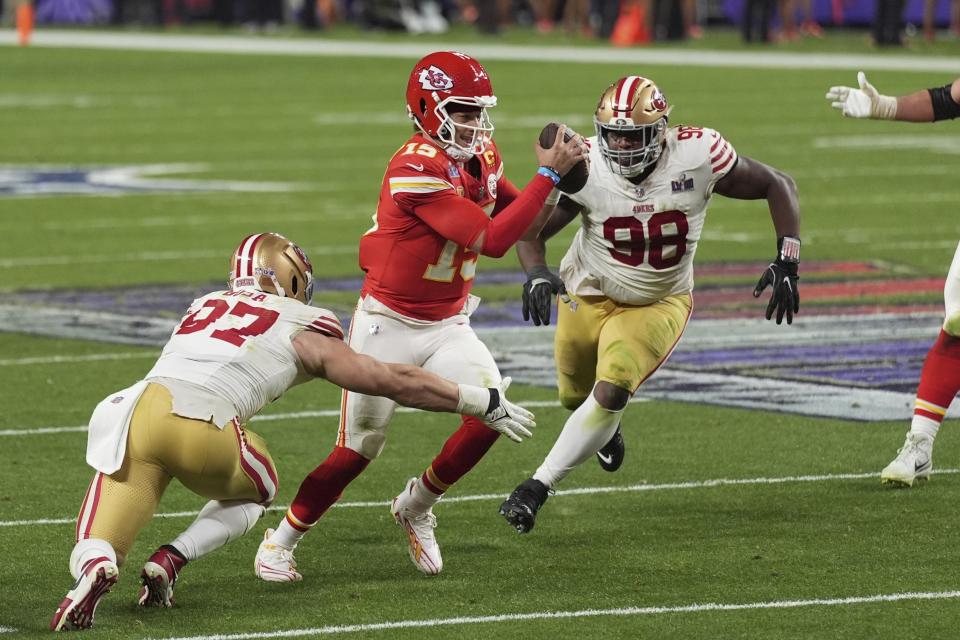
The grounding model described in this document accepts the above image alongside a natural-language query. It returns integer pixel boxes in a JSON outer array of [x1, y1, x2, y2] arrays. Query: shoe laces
[[262, 543, 297, 569], [406, 509, 437, 531], [896, 433, 931, 462]]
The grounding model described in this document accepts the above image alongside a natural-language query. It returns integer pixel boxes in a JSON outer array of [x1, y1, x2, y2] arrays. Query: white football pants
[[336, 295, 502, 460], [944, 240, 960, 336]]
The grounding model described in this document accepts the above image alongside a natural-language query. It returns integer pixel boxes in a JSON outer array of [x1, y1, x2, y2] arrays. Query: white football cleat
[[391, 477, 443, 575], [50, 556, 119, 631], [254, 528, 303, 582], [881, 432, 933, 487]]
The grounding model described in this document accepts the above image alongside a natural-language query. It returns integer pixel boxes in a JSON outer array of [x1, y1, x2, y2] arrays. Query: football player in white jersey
[[51, 232, 535, 631], [500, 75, 801, 533], [827, 73, 960, 487]]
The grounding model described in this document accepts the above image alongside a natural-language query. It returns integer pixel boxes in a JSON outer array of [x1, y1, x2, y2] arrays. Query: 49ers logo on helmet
[[292, 244, 313, 272], [651, 90, 668, 112], [419, 65, 454, 91]]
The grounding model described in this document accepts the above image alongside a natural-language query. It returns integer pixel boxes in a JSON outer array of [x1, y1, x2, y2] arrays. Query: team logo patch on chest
[[486, 173, 497, 200], [671, 173, 695, 193]]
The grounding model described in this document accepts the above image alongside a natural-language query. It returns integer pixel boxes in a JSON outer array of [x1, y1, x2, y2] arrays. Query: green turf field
[[2, 32, 959, 639]]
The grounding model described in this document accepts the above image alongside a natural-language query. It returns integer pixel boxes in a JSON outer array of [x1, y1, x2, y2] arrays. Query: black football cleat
[[596, 426, 625, 472], [499, 478, 550, 534]]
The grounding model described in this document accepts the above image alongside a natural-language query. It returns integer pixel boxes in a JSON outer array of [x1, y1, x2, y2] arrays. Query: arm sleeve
[[491, 175, 521, 216], [480, 173, 555, 257], [412, 192, 492, 248], [412, 173, 556, 258]]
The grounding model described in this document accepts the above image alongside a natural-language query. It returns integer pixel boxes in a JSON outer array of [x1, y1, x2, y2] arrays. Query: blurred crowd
[[4, 0, 960, 45]]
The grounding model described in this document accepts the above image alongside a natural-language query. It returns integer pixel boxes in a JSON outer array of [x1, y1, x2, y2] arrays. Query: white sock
[[910, 414, 941, 441], [533, 391, 624, 488], [410, 478, 443, 512], [69, 538, 117, 579], [171, 500, 264, 561], [269, 518, 305, 550]]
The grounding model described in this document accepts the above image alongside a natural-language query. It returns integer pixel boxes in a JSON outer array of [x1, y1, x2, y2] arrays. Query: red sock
[[914, 330, 960, 424], [288, 447, 369, 527], [421, 416, 500, 495]]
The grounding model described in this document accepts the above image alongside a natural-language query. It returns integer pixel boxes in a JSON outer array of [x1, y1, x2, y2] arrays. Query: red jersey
[[359, 133, 510, 321]]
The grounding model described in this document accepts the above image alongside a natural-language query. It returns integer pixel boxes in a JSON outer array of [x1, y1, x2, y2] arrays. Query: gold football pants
[[554, 292, 692, 410], [75, 383, 277, 564]]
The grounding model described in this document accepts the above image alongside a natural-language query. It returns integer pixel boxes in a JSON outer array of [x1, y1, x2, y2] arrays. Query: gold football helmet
[[594, 75, 672, 177], [228, 232, 314, 304]]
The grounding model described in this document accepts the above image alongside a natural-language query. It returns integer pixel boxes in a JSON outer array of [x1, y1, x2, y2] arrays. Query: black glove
[[753, 237, 800, 325], [522, 265, 566, 326]]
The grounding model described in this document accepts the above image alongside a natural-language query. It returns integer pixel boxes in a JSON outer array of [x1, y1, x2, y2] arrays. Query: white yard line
[[0, 30, 957, 73], [148, 590, 960, 639], [0, 352, 159, 367], [2, 468, 954, 527], [0, 398, 649, 436]]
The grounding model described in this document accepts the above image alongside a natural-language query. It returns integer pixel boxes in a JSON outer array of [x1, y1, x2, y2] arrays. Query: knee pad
[[347, 430, 387, 460], [237, 502, 266, 535]]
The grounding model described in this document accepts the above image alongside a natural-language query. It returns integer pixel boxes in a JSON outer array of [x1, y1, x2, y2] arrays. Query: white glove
[[457, 377, 535, 443], [825, 71, 897, 120]]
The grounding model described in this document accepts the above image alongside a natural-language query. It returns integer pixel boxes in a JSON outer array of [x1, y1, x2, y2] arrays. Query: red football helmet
[[406, 51, 497, 160]]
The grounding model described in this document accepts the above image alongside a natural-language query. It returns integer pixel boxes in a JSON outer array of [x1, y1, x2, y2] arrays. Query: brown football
[[538, 122, 589, 194]]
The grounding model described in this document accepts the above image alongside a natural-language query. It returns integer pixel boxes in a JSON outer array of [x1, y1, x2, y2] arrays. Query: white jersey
[[145, 289, 344, 426], [560, 126, 738, 305]]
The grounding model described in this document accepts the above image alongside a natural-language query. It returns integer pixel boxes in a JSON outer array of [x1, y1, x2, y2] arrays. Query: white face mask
[[595, 118, 666, 177], [420, 96, 497, 161]]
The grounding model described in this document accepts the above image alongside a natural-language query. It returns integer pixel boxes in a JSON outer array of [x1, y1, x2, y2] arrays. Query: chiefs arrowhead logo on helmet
[[419, 65, 454, 91]]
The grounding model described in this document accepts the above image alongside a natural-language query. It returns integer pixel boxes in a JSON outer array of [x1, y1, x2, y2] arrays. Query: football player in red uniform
[[50, 233, 535, 631], [827, 73, 960, 487], [255, 52, 587, 577]]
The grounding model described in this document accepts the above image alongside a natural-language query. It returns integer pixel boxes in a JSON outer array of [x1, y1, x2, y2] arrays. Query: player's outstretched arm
[[826, 72, 960, 122], [470, 126, 588, 258], [292, 332, 535, 442], [714, 155, 800, 325]]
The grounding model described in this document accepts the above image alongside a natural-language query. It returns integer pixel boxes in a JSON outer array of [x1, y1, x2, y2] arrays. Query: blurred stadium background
[[2, 0, 960, 44], [2, 4, 960, 639]]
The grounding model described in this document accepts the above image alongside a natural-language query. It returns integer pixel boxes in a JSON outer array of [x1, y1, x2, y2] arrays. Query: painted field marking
[[2, 468, 955, 528], [0, 398, 649, 436], [148, 590, 960, 639], [0, 352, 159, 367], [0, 245, 356, 269]]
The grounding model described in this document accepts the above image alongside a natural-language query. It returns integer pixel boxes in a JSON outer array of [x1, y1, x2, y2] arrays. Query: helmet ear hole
[[291, 275, 299, 296], [419, 98, 427, 115]]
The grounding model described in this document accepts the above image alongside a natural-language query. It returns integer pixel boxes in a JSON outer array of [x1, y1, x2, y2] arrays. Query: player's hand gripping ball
[[539, 123, 589, 194]]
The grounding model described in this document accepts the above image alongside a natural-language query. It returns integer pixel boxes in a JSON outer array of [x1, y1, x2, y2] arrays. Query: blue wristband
[[537, 166, 561, 185]]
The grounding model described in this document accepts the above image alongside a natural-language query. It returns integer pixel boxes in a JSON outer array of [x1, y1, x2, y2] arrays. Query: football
[[538, 122, 589, 194]]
